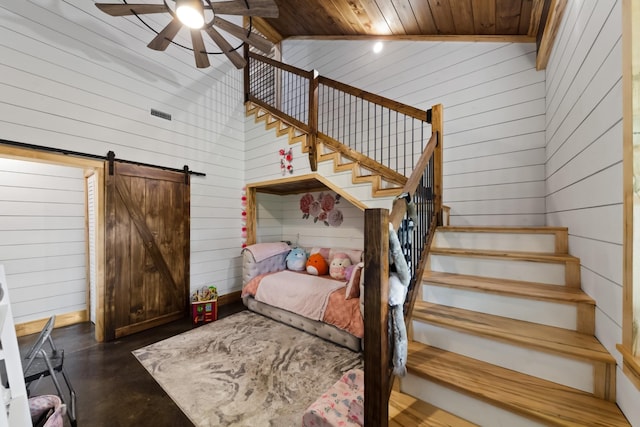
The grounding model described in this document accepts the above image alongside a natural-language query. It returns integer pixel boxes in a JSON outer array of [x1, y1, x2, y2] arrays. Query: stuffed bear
[[285, 247, 308, 271], [306, 253, 328, 276], [329, 252, 352, 280]]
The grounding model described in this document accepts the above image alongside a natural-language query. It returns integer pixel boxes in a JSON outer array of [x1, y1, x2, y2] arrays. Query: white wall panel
[[282, 40, 546, 226], [544, 0, 638, 423], [255, 193, 284, 244], [0, 0, 247, 320], [0, 159, 85, 323], [280, 192, 364, 250]]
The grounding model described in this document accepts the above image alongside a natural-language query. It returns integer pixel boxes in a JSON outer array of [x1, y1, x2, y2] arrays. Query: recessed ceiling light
[[373, 42, 383, 54]]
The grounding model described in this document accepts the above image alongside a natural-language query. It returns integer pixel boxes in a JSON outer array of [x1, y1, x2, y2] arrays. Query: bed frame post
[[364, 208, 390, 427]]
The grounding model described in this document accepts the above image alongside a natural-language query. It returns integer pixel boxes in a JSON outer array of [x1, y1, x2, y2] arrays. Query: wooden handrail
[[389, 131, 439, 230], [318, 76, 428, 121], [248, 51, 314, 78]]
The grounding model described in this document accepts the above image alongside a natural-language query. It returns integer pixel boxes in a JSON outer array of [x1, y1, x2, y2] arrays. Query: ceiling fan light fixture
[[176, 0, 204, 29]]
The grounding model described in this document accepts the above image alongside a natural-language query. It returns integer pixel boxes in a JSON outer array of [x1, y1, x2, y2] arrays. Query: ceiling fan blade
[[210, 0, 279, 18], [191, 29, 211, 68], [204, 26, 247, 69], [147, 17, 183, 51], [212, 17, 273, 54], [95, 3, 169, 16]]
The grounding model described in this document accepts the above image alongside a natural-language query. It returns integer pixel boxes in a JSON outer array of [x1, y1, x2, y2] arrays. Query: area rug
[[133, 311, 363, 427]]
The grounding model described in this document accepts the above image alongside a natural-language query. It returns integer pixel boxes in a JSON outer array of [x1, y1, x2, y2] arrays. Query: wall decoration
[[241, 186, 247, 248], [300, 192, 343, 227], [280, 148, 293, 175]]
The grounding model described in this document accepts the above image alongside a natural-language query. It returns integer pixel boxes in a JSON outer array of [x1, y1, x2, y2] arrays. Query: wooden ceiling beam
[[283, 34, 536, 43], [535, 0, 568, 70], [251, 17, 284, 44], [528, 0, 546, 36]]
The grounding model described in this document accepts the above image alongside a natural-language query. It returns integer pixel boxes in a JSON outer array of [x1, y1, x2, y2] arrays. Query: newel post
[[243, 45, 250, 103], [364, 208, 390, 427], [308, 70, 319, 171], [431, 104, 444, 225]]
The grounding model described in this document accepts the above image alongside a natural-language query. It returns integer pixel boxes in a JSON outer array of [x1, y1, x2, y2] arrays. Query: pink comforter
[[242, 271, 364, 338]]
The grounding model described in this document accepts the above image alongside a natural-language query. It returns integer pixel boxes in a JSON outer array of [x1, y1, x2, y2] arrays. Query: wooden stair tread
[[422, 271, 594, 305], [430, 247, 579, 263], [437, 226, 568, 234], [389, 390, 478, 427], [406, 341, 630, 426], [374, 187, 404, 197], [412, 301, 615, 364]]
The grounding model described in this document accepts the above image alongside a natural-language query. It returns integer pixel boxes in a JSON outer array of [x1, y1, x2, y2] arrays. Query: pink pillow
[[345, 262, 364, 300]]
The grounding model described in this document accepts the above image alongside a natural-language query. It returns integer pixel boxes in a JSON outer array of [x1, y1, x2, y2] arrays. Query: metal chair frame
[[23, 315, 77, 427]]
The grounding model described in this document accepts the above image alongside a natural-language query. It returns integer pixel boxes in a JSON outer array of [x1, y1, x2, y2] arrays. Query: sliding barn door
[[105, 162, 190, 340]]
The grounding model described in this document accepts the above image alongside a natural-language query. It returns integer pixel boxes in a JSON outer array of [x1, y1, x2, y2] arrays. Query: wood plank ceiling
[[255, 0, 546, 41], [251, 0, 566, 69]]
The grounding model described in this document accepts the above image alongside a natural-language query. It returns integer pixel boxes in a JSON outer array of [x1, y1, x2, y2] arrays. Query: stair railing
[[245, 52, 431, 180], [363, 104, 442, 426], [245, 52, 443, 425]]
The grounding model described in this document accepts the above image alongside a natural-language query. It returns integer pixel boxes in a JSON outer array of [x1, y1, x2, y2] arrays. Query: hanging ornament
[[279, 148, 293, 175]]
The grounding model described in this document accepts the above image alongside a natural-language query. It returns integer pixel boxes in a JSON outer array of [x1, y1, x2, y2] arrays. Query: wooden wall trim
[[285, 34, 535, 43], [0, 144, 104, 169], [535, 0, 568, 70], [15, 310, 88, 337], [218, 290, 242, 306], [620, 0, 640, 393]]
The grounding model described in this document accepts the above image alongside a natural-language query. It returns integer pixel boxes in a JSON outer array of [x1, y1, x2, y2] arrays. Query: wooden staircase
[[245, 102, 404, 199], [396, 226, 630, 426]]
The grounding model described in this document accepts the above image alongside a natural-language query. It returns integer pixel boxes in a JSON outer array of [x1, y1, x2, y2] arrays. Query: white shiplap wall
[[254, 191, 363, 250], [544, 0, 640, 424], [282, 40, 547, 226], [255, 193, 284, 244], [0, 0, 247, 323], [280, 191, 364, 250], [0, 159, 86, 324]]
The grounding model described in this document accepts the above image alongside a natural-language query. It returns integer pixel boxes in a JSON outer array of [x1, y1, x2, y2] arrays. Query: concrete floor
[[17, 301, 247, 427]]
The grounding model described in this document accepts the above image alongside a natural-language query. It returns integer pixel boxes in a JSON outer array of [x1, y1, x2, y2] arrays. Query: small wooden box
[[191, 299, 218, 325]]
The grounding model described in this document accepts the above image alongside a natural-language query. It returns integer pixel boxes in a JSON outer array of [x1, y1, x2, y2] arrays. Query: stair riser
[[412, 321, 595, 394], [401, 374, 547, 427], [315, 163, 394, 209], [429, 254, 569, 286], [422, 284, 579, 330], [433, 232, 558, 253]]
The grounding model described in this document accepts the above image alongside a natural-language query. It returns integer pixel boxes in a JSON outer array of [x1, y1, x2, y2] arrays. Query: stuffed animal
[[306, 253, 328, 276], [285, 247, 308, 271], [329, 252, 352, 280]]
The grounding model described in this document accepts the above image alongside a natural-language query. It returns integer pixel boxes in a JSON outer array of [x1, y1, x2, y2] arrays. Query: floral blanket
[[302, 369, 364, 427]]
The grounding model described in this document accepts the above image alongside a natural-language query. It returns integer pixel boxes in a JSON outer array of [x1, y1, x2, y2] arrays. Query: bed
[[241, 242, 364, 352]]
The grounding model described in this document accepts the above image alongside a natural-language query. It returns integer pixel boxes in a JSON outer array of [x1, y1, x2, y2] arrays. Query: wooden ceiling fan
[[95, 0, 278, 69]]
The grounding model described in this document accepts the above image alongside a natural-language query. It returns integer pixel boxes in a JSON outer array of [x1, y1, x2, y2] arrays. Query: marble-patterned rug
[[133, 310, 363, 427]]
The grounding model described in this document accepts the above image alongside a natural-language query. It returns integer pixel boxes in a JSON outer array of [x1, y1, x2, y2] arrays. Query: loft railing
[[245, 52, 443, 427]]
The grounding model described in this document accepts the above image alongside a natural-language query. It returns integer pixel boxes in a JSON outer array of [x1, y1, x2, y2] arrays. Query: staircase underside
[[246, 102, 405, 200]]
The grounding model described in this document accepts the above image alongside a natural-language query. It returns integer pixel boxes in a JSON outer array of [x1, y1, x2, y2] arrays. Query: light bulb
[[373, 42, 383, 54], [176, 1, 204, 29]]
